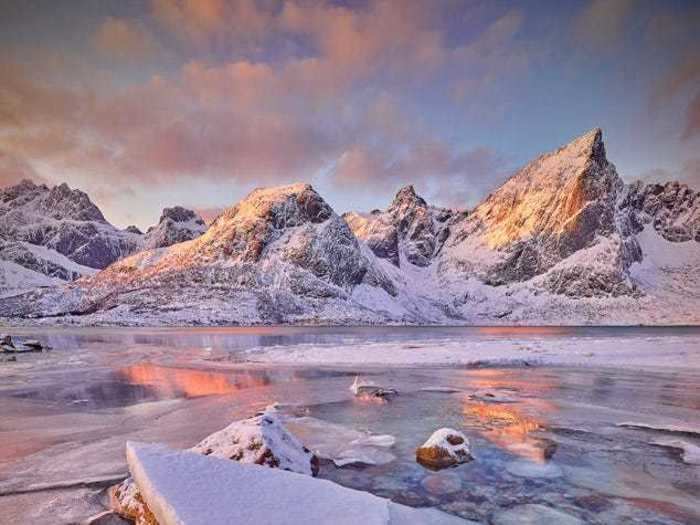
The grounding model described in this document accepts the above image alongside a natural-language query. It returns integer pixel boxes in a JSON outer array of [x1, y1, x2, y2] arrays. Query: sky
[[0, 0, 699, 230]]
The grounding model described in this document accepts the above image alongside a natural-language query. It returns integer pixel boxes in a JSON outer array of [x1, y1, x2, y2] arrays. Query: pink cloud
[[94, 17, 157, 61]]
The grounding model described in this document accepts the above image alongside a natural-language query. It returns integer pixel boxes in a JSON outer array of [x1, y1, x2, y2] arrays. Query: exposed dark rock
[[345, 185, 454, 267], [143, 206, 207, 250]]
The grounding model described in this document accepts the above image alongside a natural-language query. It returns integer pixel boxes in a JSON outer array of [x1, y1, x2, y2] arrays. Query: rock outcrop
[[620, 180, 699, 242], [143, 206, 207, 250], [344, 185, 454, 267]]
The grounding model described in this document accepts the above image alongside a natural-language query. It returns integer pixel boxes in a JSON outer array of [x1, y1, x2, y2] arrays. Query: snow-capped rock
[[620, 180, 699, 242], [143, 206, 207, 250], [416, 428, 472, 470], [190, 407, 319, 476], [0, 179, 141, 280], [344, 185, 454, 267]]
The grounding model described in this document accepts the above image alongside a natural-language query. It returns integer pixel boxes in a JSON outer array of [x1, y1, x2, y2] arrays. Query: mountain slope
[[344, 185, 454, 267], [4, 184, 399, 323], [1, 130, 699, 325], [440, 128, 641, 296], [0, 180, 142, 294]]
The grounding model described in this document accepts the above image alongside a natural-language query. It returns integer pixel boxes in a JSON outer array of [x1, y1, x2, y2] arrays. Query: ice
[[650, 439, 700, 465], [125, 442, 467, 525], [283, 416, 396, 467], [617, 421, 700, 437]]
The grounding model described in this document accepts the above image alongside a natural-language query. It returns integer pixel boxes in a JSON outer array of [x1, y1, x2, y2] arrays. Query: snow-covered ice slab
[[126, 442, 470, 525]]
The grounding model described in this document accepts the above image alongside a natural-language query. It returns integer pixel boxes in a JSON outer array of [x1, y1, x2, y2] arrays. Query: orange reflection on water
[[462, 368, 559, 396], [119, 363, 269, 398], [464, 399, 557, 462]]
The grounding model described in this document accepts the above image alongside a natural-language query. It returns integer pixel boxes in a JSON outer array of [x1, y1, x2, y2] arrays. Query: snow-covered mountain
[[440, 128, 642, 297], [0, 180, 207, 296], [343, 185, 454, 267], [1, 184, 397, 323], [1, 129, 698, 325], [143, 206, 207, 250], [0, 180, 141, 294]]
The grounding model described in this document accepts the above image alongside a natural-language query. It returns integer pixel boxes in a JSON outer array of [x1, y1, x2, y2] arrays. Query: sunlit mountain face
[[1, 1, 698, 231]]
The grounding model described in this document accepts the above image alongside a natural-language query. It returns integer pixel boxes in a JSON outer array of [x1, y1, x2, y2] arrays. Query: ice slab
[[284, 416, 396, 466], [126, 441, 468, 525]]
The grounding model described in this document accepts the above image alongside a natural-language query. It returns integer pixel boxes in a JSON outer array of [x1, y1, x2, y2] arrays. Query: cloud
[[94, 17, 157, 61], [0, 150, 47, 187], [573, 0, 636, 49], [683, 92, 700, 140]]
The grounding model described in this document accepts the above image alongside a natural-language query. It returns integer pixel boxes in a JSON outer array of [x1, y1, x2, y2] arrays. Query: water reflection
[[117, 363, 271, 398]]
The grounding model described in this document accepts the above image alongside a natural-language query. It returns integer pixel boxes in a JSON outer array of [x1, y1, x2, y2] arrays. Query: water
[[0, 327, 699, 524]]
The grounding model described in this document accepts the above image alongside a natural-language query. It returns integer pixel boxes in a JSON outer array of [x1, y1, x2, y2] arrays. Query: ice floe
[[125, 442, 468, 525]]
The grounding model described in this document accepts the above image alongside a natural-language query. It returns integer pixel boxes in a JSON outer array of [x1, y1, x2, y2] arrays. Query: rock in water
[[110, 406, 319, 523], [190, 407, 319, 476], [416, 428, 472, 470], [349, 376, 398, 400]]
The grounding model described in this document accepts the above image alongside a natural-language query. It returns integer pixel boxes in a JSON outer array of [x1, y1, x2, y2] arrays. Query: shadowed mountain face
[[0, 180, 141, 272], [0, 181, 208, 289], [344, 185, 454, 268], [1, 129, 698, 325]]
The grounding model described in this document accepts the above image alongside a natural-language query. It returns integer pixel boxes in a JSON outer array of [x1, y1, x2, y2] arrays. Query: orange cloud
[[94, 17, 157, 61]]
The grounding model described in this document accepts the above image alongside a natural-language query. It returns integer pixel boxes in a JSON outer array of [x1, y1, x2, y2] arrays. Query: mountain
[[0, 180, 208, 297], [343, 185, 454, 267], [1, 130, 698, 325], [3, 184, 396, 323], [440, 129, 644, 297], [0, 180, 141, 295], [143, 206, 207, 250]]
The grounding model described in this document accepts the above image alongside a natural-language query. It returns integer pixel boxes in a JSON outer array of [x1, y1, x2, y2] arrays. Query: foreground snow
[[244, 333, 700, 369], [126, 442, 470, 525]]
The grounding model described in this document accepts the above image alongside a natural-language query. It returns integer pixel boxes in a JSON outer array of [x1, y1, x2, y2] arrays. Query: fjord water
[[1, 327, 699, 524]]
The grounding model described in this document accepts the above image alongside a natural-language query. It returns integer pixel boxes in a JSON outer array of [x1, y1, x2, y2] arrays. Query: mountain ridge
[[1, 129, 698, 325]]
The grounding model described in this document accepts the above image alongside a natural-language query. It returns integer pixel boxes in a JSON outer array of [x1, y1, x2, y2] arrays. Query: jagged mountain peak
[[389, 185, 427, 211], [143, 205, 207, 250], [443, 128, 634, 294], [468, 128, 620, 250], [557, 127, 605, 161], [216, 183, 332, 229], [346, 184, 453, 268]]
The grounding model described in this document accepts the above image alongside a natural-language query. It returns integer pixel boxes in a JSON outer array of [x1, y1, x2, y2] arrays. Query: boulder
[[416, 428, 472, 470]]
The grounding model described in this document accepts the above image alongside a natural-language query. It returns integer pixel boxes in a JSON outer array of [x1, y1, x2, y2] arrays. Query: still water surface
[[0, 327, 699, 524]]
